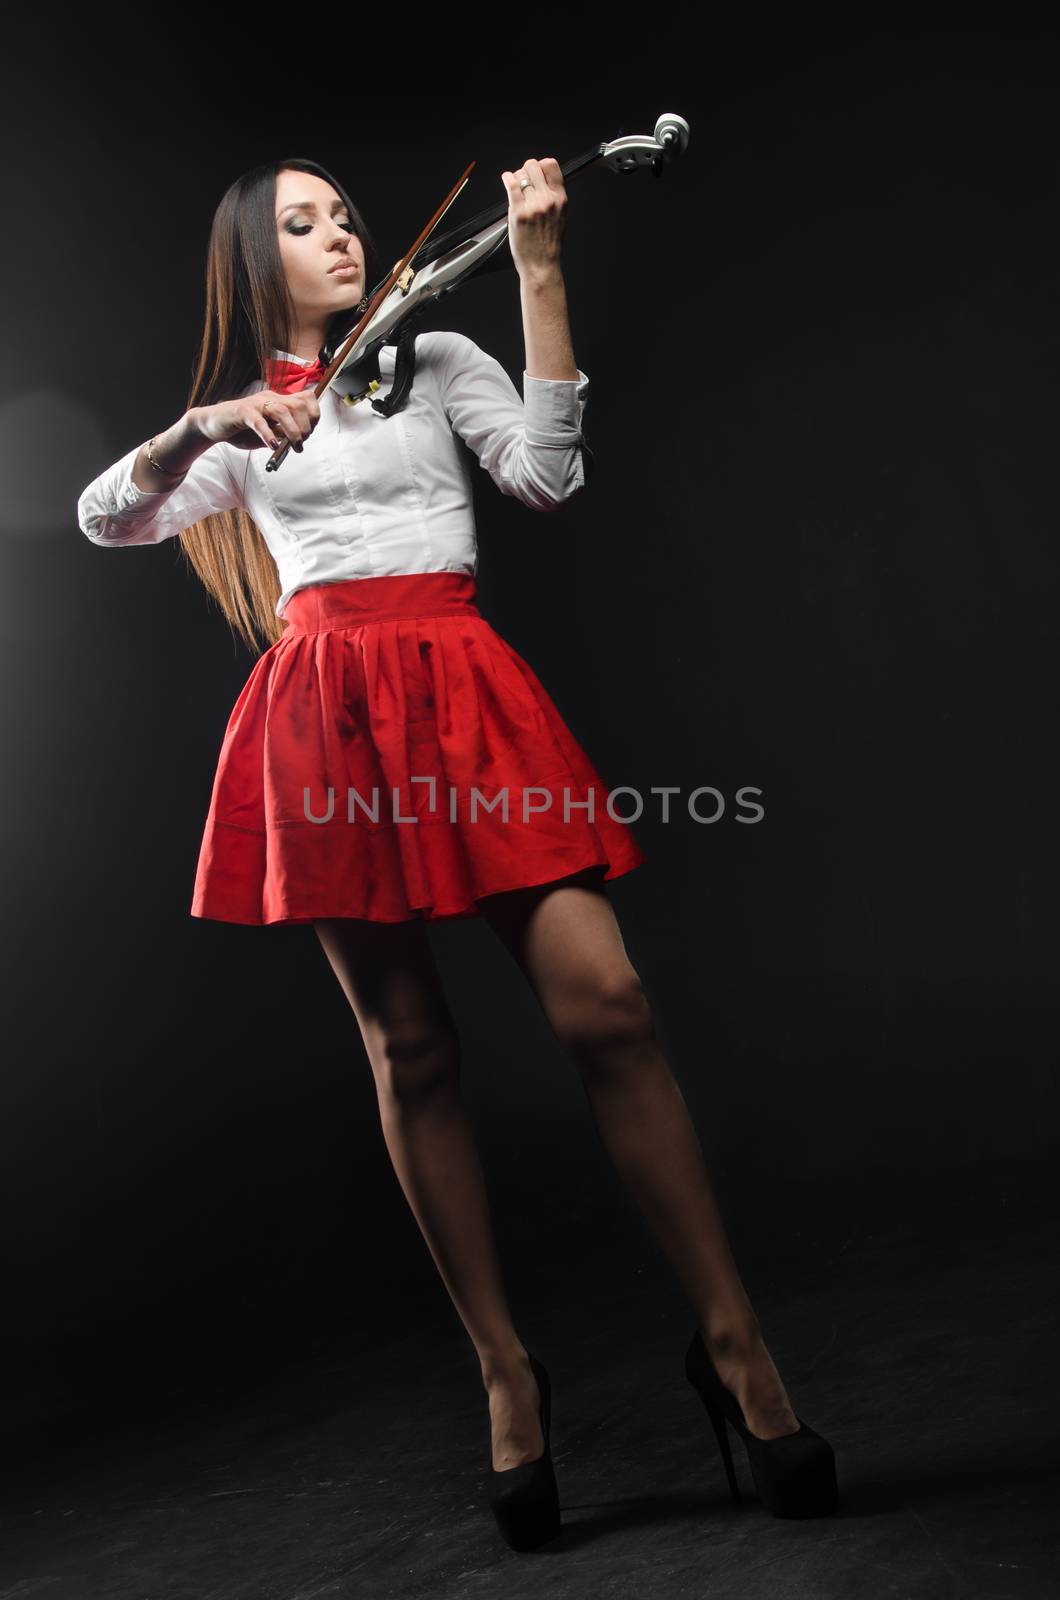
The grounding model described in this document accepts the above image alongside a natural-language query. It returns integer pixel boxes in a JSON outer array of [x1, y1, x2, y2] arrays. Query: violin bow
[[264, 161, 476, 473]]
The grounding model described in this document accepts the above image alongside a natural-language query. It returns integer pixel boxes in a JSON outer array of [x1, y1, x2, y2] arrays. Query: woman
[[77, 154, 837, 1548]]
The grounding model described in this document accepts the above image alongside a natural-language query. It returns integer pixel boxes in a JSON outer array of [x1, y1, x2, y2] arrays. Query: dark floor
[[1, 1199, 1057, 1599]]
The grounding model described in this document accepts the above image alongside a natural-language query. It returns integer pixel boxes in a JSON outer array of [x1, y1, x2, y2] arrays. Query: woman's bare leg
[[312, 914, 545, 1469], [478, 867, 801, 1442]]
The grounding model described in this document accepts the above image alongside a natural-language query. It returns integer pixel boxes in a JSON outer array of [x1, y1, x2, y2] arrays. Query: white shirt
[[77, 330, 590, 619]]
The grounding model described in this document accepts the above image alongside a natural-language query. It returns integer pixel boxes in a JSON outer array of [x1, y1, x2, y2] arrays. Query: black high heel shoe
[[485, 1352, 561, 1550], [685, 1327, 839, 1518]]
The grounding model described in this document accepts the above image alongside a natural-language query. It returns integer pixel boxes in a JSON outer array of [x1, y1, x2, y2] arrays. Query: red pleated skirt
[[190, 571, 647, 925]]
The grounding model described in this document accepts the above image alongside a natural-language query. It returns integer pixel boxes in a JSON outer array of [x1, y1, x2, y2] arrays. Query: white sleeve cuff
[[522, 370, 589, 445], [116, 444, 184, 508], [77, 440, 243, 546]]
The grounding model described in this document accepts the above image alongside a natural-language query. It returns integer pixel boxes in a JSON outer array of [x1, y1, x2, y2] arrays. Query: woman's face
[[274, 168, 366, 328]]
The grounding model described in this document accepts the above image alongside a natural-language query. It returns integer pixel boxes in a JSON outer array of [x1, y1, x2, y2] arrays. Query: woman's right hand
[[191, 390, 322, 454]]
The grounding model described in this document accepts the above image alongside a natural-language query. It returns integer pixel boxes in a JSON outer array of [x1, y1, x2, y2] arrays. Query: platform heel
[[684, 1327, 838, 1518], [485, 1352, 561, 1550]]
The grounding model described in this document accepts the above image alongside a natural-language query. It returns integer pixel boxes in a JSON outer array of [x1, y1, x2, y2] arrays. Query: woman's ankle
[[478, 1342, 532, 1388], [699, 1310, 764, 1359]]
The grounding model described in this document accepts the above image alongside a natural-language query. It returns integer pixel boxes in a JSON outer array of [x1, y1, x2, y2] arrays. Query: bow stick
[[264, 161, 476, 472]]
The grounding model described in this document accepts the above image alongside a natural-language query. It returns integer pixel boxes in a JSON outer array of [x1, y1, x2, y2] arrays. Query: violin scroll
[[656, 113, 690, 155], [602, 112, 691, 174]]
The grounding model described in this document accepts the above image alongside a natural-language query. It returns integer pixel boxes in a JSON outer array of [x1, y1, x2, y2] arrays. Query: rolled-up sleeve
[[77, 440, 244, 547], [430, 330, 590, 511]]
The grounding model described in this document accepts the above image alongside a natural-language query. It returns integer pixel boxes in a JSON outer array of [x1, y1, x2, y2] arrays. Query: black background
[[2, 6, 1058, 1438]]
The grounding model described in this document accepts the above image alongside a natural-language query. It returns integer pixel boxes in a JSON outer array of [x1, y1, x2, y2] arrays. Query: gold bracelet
[[147, 435, 189, 480]]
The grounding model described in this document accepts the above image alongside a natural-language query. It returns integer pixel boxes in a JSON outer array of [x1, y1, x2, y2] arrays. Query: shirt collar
[[266, 346, 396, 381]]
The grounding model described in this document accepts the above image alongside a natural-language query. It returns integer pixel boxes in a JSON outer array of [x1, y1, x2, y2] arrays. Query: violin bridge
[[396, 265, 415, 295]]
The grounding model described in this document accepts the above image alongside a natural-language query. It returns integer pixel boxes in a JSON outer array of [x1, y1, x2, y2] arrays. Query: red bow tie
[[265, 356, 328, 394]]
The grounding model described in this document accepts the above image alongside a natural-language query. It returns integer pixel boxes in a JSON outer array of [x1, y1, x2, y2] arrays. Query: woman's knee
[[370, 1022, 462, 1105], [550, 966, 655, 1060]]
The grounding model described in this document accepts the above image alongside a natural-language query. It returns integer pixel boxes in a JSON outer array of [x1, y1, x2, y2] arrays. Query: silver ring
[[519, 177, 533, 192]]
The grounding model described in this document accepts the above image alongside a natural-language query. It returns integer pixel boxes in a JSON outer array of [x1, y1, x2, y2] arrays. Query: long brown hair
[[177, 158, 378, 655]]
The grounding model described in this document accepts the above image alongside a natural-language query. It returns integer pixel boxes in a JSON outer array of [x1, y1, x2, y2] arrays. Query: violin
[[264, 112, 691, 473]]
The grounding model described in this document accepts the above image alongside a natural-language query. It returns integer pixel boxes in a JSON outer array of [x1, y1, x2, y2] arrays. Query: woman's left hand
[[501, 158, 568, 285]]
